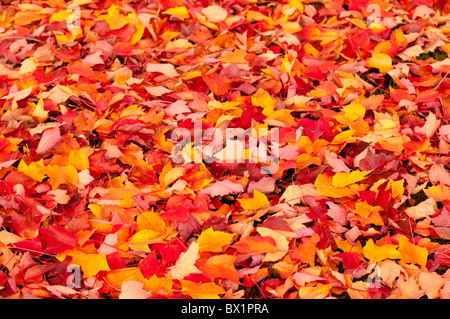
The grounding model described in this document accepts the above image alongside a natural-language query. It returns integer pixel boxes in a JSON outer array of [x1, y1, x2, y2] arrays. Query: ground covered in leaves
[[0, 0, 450, 299]]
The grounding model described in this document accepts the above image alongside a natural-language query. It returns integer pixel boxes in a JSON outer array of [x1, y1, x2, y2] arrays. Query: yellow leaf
[[129, 229, 161, 252], [197, 227, 235, 253], [424, 185, 450, 202], [389, 179, 405, 199], [71, 253, 110, 277], [29, 98, 48, 121], [397, 236, 428, 266], [180, 279, 225, 299], [163, 6, 190, 20], [55, 27, 83, 45], [159, 162, 185, 187], [49, 9, 72, 23], [335, 102, 366, 126], [266, 109, 296, 127], [88, 204, 102, 218], [182, 71, 202, 80], [281, 21, 302, 34], [98, 4, 136, 30], [331, 170, 371, 188], [43, 165, 78, 189], [129, 20, 145, 45], [363, 239, 400, 262], [367, 52, 393, 73], [331, 130, 356, 144], [315, 173, 356, 198], [238, 190, 270, 211], [143, 274, 173, 293], [68, 147, 94, 171], [251, 88, 276, 116], [136, 211, 165, 234], [18, 159, 45, 181], [283, 0, 304, 13]]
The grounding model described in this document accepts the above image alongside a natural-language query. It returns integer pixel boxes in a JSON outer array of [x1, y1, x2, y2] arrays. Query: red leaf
[[203, 73, 230, 96], [140, 252, 168, 278], [13, 238, 42, 256], [160, 195, 195, 222], [334, 252, 360, 269], [39, 224, 77, 255]]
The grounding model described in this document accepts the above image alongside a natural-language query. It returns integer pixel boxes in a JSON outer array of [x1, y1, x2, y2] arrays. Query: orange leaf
[[203, 73, 230, 96], [296, 233, 320, 266], [201, 254, 240, 283], [397, 236, 428, 266], [180, 279, 225, 299], [232, 236, 277, 255], [315, 172, 356, 198], [71, 253, 110, 277], [238, 190, 270, 210], [197, 227, 235, 253], [362, 239, 400, 262]]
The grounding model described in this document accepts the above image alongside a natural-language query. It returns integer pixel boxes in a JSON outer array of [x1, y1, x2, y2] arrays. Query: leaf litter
[[0, 0, 449, 299]]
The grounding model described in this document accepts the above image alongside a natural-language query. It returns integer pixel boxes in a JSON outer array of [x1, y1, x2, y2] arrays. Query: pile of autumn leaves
[[0, 0, 449, 299]]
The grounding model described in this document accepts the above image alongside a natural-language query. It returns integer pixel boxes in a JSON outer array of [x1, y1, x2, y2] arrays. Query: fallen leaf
[[167, 242, 202, 280], [363, 239, 401, 262], [238, 190, 270, 210]]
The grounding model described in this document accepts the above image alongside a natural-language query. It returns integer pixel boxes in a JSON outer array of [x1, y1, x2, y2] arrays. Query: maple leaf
[[39, 224, 77, 255], [136, 211, 166, 234], [201, 254, 240, 283], [180, 279, 225, 299], [104, 268, 145, 292], [71, 253, 110, 278], [296, 233, 320, 267], [129, 230, 161, 252], [403, 198, 437, 220], [331, 170, 372, 188], [201, 5, 228, 23], [119, 281, 149, 299], [363, 239, 401, 263], [199, 179, 244, 197], [160, 194, 195, 222], [167, 241, 201, 280], [1, 0, 450, 300], [280, 184, 321, 206], [397, 236, 428, 266], [197, 227, 235, 253], [419, 272, 447, 299], [256, 227, 289, 262], [315, 172, 356, 198], [163, 6, 190, 20], [367, 52, 393, 73], [298, 283, 334, 299], [238, 190, 270, 210]]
